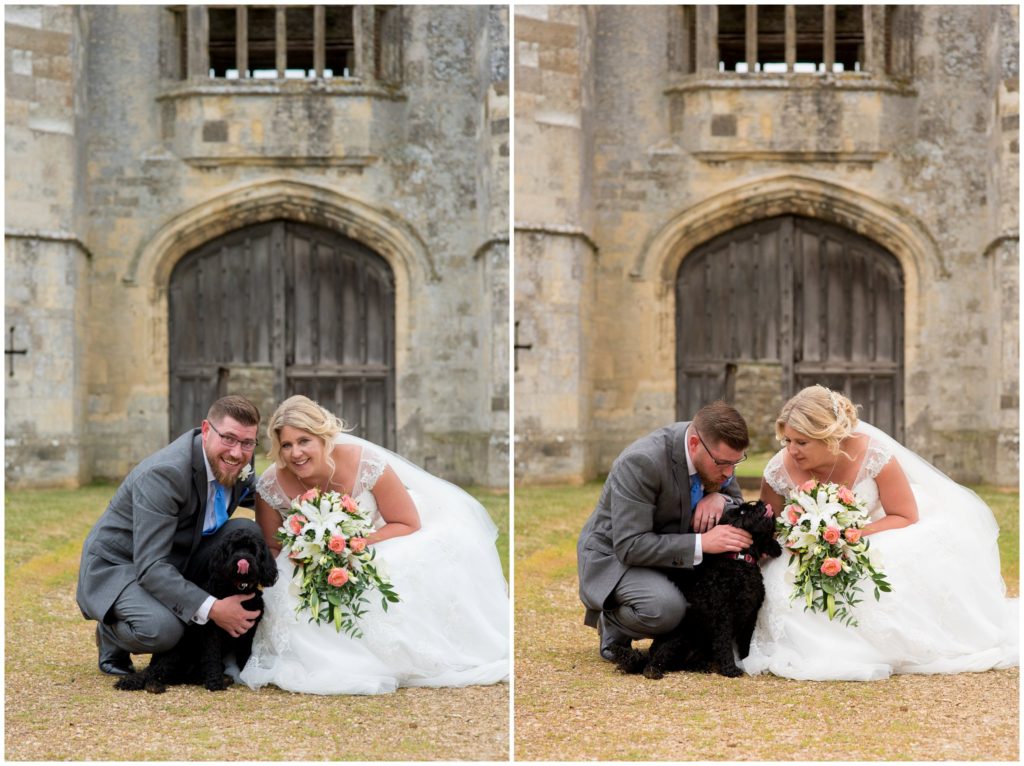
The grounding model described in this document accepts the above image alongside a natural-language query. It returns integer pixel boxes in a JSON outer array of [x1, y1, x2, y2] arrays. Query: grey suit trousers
[[100, 518, 257, 654], [601, 566, 688, 643]]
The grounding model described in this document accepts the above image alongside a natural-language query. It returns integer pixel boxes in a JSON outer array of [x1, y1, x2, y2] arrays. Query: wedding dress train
[[240, 433, 509, 694], [741, 422, 1018, 681]]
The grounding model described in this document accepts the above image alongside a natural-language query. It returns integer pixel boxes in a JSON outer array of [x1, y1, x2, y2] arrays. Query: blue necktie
[[689, 474, 704, 510], [204, 482, 229, 536]]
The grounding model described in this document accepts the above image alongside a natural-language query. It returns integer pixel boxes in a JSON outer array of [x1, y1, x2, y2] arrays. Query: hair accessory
[[828, 390, 840, 418]]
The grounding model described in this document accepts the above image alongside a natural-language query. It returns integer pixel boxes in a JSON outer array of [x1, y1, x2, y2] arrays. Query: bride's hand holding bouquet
[[277, 487, 399, 638], [777, 478, 892, 627]]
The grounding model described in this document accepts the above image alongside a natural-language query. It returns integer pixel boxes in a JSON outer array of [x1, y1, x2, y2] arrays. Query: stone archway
[[128, 179, 430, 441], [675, 215, 905, 446], [167, 220, 396, 447], [637, 174, 940, 447]]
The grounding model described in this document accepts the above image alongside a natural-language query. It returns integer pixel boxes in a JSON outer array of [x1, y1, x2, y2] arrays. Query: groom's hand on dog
[[210, 593, 261, 637], [692, 493, 729, 533], [700, 523, 753, 554]]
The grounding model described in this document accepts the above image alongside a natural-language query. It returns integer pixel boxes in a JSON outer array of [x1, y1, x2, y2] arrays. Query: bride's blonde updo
[[266, 395, 348, 471], [775, 385, 860, 456]]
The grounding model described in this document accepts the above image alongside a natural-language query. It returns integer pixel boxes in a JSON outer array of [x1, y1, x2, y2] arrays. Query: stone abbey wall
[[6, 5, 509, 488], [514, 4, 1019, 485]]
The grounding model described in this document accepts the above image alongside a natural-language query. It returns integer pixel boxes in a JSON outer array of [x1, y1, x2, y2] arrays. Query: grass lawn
[[513, 481, 1019, 761], [5, 481, 509, 761]]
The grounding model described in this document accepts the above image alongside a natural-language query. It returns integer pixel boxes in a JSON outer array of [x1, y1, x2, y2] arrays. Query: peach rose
[[328, 535, 347, 553], [287, 514, 308, 535], [820, 558, 842, 577], [822, 526, 841, 545], [327, 567, 350, 587], [837, 485, 856, 505], [349, 537, 368, 554], [341, 494, 359, 513], [300, 488, 319, 502], [844, 527, 862, 544], [786, 507, 801, 525], [799, 479, 817, 493]]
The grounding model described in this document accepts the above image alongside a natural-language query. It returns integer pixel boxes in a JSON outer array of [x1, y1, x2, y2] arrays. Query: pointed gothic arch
[[126, 180, 433, 440]]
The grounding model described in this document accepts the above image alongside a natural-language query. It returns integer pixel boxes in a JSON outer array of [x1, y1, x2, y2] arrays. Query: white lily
[[788, 529, 819, 550], [289, 535, 323, 560], [301, 496, 348, 540], [797, 490, 844, 531], [340, 518, 369, 537]]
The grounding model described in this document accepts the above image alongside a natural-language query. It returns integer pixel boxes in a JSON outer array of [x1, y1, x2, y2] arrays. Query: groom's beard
[[213, 466, 239, 488], [700, 475, 729, 492], [206, 447, 243, 488]]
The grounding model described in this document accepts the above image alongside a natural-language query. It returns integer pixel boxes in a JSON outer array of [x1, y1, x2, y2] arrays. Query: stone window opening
[[208, 5, 355, 79], [719, 5, 864, 73], [672, 5, 913, 80], [166, 5, 402, 84]]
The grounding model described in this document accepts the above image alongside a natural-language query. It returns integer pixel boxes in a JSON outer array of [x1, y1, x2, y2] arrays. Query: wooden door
[[675, 215, 904, 439], [168, 220, 396, 447]]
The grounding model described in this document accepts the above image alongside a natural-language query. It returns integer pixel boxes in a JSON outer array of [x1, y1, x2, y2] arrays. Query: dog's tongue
[[765, 503, 773, 517], [237, 559, 250, 575]]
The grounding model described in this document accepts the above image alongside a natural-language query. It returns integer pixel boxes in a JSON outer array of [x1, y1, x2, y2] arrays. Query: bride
[[742, 385, 1018, 681], [239, 395, 509, 694]]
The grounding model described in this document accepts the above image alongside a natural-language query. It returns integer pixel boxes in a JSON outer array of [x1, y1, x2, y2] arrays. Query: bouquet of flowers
[[777, 479, 891, 626], [276, 487, 399, 637]]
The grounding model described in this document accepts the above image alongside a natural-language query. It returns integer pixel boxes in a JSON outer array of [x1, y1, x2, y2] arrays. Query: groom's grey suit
[[76, 428, 255, 654], [577, 421, 744, 641]]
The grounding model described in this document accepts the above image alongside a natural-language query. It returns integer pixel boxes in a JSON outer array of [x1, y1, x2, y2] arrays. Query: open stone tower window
[[718, 5, 864, 73], [166, 5, 401, 83], [208, 5, 355, 79], [674, 5, 913, 79]]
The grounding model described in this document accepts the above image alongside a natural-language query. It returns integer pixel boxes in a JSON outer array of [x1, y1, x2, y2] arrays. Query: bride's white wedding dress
[[742, 422, 1018, 681], [239, 433, 509, 694]]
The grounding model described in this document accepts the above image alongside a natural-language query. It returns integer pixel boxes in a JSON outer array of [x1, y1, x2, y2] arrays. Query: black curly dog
[[611, 499, 782, 679], [114, 525, 278, 693]]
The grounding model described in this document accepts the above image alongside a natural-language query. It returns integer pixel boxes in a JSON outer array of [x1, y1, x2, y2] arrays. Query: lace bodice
[[763, 437, 893, 521], [255, 444, 389, 526]]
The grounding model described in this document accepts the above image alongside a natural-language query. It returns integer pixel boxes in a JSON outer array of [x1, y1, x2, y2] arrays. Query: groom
[[577, 401, 752, 660], [77, 395, 263, 675]]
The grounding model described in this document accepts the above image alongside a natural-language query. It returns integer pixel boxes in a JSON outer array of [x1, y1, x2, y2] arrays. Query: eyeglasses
[[207, 420, 258, 452], [695, 428, 747, 467]]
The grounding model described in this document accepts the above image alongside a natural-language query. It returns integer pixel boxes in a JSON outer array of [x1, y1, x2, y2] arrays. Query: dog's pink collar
[[732, 552, 757, 565]]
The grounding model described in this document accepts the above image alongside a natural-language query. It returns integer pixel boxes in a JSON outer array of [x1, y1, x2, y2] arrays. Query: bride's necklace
[[811, 454, 840, 484], [297, 465, 339, 494]]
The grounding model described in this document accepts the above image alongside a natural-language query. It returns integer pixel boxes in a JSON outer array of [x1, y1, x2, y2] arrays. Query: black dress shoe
[[598, 614, 630, 662], [96, 625, 135, 676]]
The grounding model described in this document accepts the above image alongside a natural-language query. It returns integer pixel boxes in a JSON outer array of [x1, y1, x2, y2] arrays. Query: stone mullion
[[823, 5, 835, 73], [187, 5, 209, 81], [236, 5, 248, 78], [695, 5, 718, 74], [785, 5, 796, 73], [745, 5, 757, 73], [861, 5, 884, 75], [353, 5, 377, 81], [314, 5, 326, 77], [275, 6, 287, 78]]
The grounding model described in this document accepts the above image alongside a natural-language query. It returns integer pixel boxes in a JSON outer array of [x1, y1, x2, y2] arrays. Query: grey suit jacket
[[76, 429, 255, 625], [576, 421, 744, 625]]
